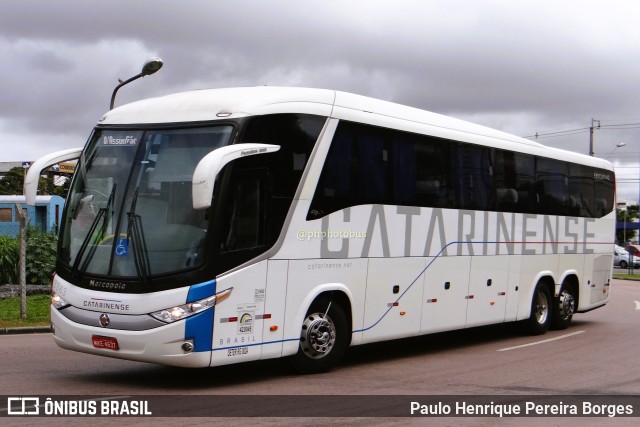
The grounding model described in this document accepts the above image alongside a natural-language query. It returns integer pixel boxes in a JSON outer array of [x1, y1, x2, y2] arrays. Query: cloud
[[1, 0, 639, 199]]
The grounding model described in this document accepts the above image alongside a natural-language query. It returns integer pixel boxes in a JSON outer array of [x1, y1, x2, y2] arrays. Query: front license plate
[[92, 335, 119, 350]]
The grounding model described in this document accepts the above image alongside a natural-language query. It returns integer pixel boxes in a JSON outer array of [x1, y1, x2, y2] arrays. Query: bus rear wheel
[[289, 298, 348, 374], [551, 283, 576, 330], [521, 281, 552, 335]]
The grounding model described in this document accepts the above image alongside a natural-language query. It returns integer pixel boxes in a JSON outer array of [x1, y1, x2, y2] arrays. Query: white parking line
[[497, 330, 586, 352]]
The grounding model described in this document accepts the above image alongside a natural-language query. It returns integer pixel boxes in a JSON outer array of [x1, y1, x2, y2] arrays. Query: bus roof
[[100, 86, 612, 170]]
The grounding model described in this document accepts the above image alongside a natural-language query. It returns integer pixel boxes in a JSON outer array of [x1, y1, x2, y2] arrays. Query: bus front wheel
[[289, 298, 349, 374]]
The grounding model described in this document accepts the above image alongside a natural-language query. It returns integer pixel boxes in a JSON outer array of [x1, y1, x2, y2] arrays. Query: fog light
[[181, 341, 194, 353]]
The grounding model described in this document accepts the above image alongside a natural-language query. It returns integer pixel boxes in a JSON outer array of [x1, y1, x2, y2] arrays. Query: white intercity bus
[[24, 87, 615, 372]]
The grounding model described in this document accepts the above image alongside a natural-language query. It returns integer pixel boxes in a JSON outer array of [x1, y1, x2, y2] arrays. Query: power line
[[523, 121, 640, 140], [600, 122, 640, 128], [523, 128, 589, 139]]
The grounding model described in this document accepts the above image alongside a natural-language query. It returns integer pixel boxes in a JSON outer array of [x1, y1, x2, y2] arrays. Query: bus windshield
[[59, 125, 233, 279]]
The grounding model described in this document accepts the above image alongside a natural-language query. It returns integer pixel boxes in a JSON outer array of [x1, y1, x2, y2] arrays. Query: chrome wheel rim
[[300, 312, 336, 359], [535, 290, 549, 325], [558, 290, 575, 320]]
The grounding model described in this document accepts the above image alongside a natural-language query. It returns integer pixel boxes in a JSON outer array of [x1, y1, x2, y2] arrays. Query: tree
[[0, 166, 68, 197], [616, 207, 638, 245], [0, 167, 26, 195]]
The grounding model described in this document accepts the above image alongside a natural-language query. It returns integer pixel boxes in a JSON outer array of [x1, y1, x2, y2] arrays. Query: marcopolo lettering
[[89, 280, 127, 290]]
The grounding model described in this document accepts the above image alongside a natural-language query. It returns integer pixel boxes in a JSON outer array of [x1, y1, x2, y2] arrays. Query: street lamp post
[[605, 142, 626, 160], [110, 57, 163, 110]]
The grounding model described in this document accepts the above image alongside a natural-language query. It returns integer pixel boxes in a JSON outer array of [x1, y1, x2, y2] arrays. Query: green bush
[[26, 228, 58, 285], [0, 228, 58, 285], [0, 235, 19, 284]]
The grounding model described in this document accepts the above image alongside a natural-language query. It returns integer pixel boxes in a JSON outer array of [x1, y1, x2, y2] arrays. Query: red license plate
[[92, 335, 119, 351]]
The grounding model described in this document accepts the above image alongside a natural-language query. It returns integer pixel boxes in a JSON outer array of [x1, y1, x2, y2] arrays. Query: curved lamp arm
[[110, 57, 163, 110]]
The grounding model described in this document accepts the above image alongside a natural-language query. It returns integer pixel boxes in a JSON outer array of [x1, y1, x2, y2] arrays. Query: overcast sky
[[2, 0, 639, 200]]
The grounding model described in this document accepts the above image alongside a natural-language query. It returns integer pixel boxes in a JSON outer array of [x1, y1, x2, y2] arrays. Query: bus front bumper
[[50, 306, 212, 368]]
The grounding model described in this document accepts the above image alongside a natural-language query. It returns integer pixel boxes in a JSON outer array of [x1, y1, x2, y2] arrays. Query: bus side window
[[453, 143, 492, 210], [569, 164, 594, 217], [536, 157, 569, 216], [356, 129, 387, 201], [323, 129, 355, 198], [390, 136, 416, 203], [594, 170, 614, 217], [413, 139, 452, 208], [220, 170, 271, 252]]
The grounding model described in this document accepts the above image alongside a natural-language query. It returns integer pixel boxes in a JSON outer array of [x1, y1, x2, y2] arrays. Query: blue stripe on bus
[[186, 279, 216, 303], [185, 279, 217, 352], [185, 308, 214, 352]]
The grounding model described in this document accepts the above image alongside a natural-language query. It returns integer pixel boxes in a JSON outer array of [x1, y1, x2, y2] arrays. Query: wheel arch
[[558, 273, 580, 303], [518, 272, 555, 321], [286, 283, 354, 373], [519, 274, 555, 335], [292, 283, 354, 346]]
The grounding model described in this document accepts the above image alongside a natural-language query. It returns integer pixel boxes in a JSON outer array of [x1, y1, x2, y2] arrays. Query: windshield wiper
[[127, 187, 152, 289], [71, 184, 117, 278]]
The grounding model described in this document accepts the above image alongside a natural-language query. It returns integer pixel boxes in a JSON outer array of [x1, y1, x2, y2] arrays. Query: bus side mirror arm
[[192, 143, 280, 209], [23, 147, 84, 205]]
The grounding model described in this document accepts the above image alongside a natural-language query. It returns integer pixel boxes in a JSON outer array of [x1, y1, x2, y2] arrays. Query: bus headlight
[[149, 287, 233, 323], [51, 291, 69, 309]]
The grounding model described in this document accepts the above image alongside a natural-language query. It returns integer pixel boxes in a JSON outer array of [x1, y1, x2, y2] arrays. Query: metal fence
[[0, 222, 20, 238]]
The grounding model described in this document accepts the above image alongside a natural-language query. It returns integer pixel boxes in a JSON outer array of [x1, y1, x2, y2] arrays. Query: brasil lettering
[[319, 206, 606, 258]]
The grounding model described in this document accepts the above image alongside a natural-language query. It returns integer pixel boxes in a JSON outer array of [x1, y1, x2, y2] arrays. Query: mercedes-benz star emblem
[[99, 313, 110, 327]]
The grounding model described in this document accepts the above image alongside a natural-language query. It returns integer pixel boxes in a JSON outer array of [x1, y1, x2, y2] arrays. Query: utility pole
[[589, 119, 600, 156]]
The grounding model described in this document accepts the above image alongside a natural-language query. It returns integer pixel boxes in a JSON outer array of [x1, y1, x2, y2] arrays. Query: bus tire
[[551, 283, 576, 330], [289, 298, 349, 374], [521, 281, 552, 335]]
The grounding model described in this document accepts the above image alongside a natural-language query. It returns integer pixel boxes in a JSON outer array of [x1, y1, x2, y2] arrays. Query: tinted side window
[[308, 120, 615, 220], [453, 143, 492, 210], [594, 169, 615, 217], [568, 164, 594, 217], [537, 157, 569, 216], [413, 136, 454, 209], [309, 121, 456, 218], [493, 150, 536, 214], [308, 122, 393, 217]]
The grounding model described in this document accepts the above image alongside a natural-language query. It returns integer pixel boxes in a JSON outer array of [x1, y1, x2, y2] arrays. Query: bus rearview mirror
[[24, 147, 84, 205], [192, 143, 280, 209]]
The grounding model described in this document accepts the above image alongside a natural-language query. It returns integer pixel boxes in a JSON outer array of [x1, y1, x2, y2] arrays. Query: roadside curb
[[0, 326, 51, 335], [612, 276, 640, 281]]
